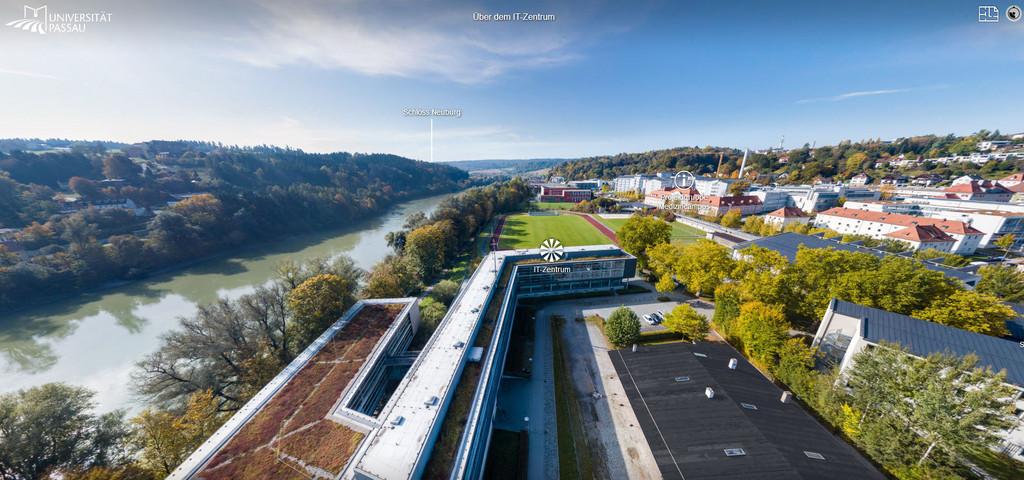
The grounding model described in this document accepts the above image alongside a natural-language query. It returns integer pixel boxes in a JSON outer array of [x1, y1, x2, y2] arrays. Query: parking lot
[[581, 293, 715, 332]]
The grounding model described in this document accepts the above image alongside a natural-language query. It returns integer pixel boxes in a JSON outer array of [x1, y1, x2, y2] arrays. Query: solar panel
[[740, 402, 758, 410], [693, 352, 708, 358], [674, 376, 691, 382], [724, 448, 747, 457], [804, 451, 826, 460]]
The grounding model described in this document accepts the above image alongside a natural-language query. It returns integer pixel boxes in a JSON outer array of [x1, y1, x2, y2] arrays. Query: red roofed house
[[884, 225, 956, 252], [944, 180, 1013, 202], [813, 207, 984, 254], [763, 207, 810, 229], [999, 172, 1024, 188]]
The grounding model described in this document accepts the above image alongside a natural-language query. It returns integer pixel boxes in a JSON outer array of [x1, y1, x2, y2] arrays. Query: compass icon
[[539, 238, 564, 262]]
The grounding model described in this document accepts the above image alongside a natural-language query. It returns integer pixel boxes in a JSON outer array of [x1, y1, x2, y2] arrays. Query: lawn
[[597, 215, 704, 245], [531, 201, 577, 211], [498, 214, 611, 249], [551, 316, 594, 480]]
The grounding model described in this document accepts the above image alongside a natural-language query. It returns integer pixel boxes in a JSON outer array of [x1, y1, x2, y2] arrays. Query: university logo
[[6, 5, 47, 34], [539, 238, 564, 262], [5, 4, 112, 35]]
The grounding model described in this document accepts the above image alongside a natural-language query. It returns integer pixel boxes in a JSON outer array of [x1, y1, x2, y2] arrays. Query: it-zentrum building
[[170, 244, 635, 480]]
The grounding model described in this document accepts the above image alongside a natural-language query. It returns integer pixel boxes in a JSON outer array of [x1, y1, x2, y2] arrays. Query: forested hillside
[[0, 140, 472, 309], [550, 131, 1023, 183]]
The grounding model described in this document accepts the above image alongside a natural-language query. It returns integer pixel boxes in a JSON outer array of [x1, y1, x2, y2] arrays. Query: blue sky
[[0, 0, 1021, 160]]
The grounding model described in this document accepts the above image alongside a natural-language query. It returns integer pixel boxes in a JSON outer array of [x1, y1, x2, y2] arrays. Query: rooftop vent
[[467, 347, 484, 363], [804, 451, 826, 460], [693, 352, 708, 358], [728, 358, 738, 370], [424, 396, 439, 407], [390, 415, 405, 426], [740, 402, 758, 410], [674, 376, 691, 383], [780, 391, 793, 403], [705, 387, 715, 399], [724, 448, 747, 457], [453, 341, 465, 349]]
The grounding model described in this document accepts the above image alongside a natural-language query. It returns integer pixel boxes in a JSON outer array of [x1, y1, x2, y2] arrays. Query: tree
[[732, 245, 790, 305], [662, 304, 709, 341], [734, 302, 789, 366], [994, 233, 1016, 260], [674, 240, 734, 296], [604, 307, 641, 348], [912, 290, 1013, 336], [418, 297, 447, 330], [102, 155, 140, 180], [846, 344, 1016, 471], [976, 264, 1024, 302], [68, 176, 101, 199], [720, 209, 742, 228], [288, 274, 357, 347], [845, 152, 868, 173], [362, 254, 422, 298], [428, 279, 461, 306], [404, 222, 449, 280], [831, 256, 956, 318], [618, 215, 671, 268], [131, 390, 224, 476], [727, 181, 751, 196], [134, 284, 292, 410], [711, 283, 742, 338], [0, 384, 132, 480]]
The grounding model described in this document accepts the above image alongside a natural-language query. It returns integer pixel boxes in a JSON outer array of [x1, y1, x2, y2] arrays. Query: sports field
[[597, 215, 704, 245], [497, 214, 612, 249], [531, 201, 577, 211]]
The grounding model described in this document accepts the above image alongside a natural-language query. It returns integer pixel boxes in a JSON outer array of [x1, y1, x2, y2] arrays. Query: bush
[[604, 307, 641, 348], [429, 279, 461, 306]]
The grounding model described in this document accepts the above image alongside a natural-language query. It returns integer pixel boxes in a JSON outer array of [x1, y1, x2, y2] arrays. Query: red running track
[[571, 212, 619, 244]]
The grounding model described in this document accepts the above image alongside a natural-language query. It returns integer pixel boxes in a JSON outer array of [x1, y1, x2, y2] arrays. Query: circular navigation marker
[[673, 171, 696, 189], [539, 238, 564, 262]]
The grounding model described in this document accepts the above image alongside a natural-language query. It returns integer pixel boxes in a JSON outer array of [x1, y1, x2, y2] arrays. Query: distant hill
[[442, 158, 571, 173]]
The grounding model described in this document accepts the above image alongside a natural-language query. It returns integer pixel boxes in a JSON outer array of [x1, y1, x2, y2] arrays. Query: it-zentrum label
[[472, 12, 556, 22], [6, 5, 113, 35]]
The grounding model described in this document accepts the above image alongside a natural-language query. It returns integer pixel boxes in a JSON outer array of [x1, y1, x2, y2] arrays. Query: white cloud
[[796, 84, 948, 104], [0, 68, 58, 80], [218, 0, 601, 83]]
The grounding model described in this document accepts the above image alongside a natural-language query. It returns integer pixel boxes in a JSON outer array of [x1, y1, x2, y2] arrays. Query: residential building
[[763, 207, 809, 229], [849, 173, 871, 186], [879, 175, 908, 186], [844, 200, 1024, 251], [731, 233, 981, 288], [944, 180, 1013, 202], [642, 176, 671, 194], [1000, 172, 1024, 188], [813, 299, 1024, 459], [911, 174, 944, 187], [613, 174, 653, 194], [814, 207, 984, 254], [538, 184, 593, 203], [978, 140, 1011, 151], [883, 224, 956, 252]]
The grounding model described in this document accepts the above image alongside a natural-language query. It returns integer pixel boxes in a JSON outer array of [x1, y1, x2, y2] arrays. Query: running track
[[570, 212, 619, 244], [490, 215, 507, 251]]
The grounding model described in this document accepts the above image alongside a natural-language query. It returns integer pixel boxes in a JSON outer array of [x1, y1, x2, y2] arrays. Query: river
[[0, 192, 453, 412]]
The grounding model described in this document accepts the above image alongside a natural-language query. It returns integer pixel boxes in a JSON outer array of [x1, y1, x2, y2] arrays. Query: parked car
[[643, 314, 656, 325]]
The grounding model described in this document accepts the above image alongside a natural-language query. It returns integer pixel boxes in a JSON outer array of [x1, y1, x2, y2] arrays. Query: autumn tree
[[404, 221, 451, 280], [429, 279, 461, 306], [617, 214, 671, 268], [68, 176, 101, 199], [732, 245, 790, 305], [102, 155, 141, 180], [720, 209, 742, 228], [288, 273, 357, 347], [662, 304, 709, 341], [674, 240, 734, 296], [734, 302, 789, 366], [912, 290, 1013, 336], [604, 306, 641, 348], [362, 254, 422, 298], [994, 233, 1016, 260], [711, 283, 742, 338], [131, 390, 224, 476], [976, 264, 1024, 302]]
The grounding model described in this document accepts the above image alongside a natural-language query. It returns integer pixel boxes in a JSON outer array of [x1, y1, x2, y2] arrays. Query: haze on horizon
[[0, 0, 1021, 161]]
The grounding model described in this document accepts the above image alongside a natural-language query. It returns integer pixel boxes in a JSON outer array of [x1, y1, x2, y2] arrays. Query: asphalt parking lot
[[581, 294, 714, 332]]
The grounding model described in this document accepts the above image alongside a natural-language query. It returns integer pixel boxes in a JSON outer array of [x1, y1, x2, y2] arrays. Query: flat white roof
[[350, 245, 621, 480]]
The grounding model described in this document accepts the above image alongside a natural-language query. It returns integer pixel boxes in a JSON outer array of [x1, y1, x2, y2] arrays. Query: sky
[[0, 0, 1022, 161]]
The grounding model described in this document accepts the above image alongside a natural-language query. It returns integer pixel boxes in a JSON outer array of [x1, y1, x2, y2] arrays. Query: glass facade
[[514, 258, 634, 297]]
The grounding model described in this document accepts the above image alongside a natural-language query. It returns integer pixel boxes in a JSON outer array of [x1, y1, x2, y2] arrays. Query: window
[[724, 448, 747, 457]]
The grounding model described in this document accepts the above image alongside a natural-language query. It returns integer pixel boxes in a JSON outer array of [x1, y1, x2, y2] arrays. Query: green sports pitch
[[497, 214, 612, 249], [597, 215, 704, 245]]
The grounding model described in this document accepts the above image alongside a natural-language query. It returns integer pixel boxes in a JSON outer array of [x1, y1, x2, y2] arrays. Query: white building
[[978, 140, 1011, 151], [814, 207, 984, 254], [813, 299, 1024, 460], [692, 176, 736, 197], [849, 173, 871, 186], [613, 174, 654, 194]]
